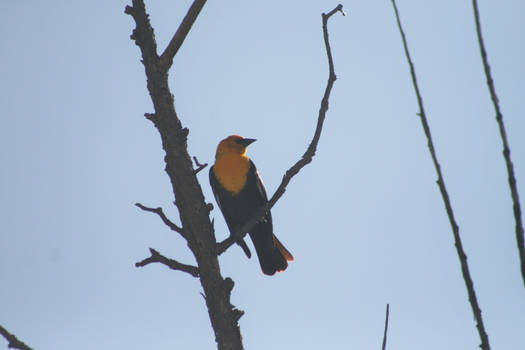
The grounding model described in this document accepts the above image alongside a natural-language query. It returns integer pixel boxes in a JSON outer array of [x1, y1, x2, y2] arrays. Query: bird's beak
[[240, 138, 256, 147]]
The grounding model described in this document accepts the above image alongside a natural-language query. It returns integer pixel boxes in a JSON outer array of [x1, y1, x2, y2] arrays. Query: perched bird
[[209, 135, 294, 275]]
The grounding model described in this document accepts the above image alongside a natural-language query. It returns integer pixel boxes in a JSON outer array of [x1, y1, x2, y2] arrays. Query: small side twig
[[136, 248, 199, 277], [381, 304, 390, 350], [217, 4, 345, 255], [0, 325, 33, 350], [159, 0, 207, 69], [471, 0, 525, 290], [135, 203, 186, 238], [391, 1, 491, 349], [193, 156, 208, 174]]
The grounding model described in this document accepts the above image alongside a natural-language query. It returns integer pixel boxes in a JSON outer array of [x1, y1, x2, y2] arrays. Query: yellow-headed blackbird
[[209, 135, 293, 275]]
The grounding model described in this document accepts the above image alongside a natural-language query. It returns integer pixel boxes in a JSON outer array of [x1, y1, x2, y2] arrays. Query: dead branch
[[381, 304, 389, 350], [471, 0, 525, 289], [0, 325, 33, 350], [390, 1, 491, 349], [136, 248, 199, 277], [127, 0, 245, 348], [193, 156, 208, 175], [159, 0, 207, 70], [217, 4, 345, 255], [135, 203, 185, 236]]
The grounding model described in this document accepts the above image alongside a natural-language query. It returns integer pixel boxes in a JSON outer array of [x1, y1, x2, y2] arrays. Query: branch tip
[[217, 5, 340, 255], [136, 248, 199, 277], [323, 4, 345, 20], [381, 304, 390, 350], [159, 0, 208, 69], [193, 156, 209, 174], [135, 202, 185, 236]]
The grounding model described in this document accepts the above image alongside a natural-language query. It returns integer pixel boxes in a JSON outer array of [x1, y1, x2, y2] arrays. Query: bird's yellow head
[[215, 135, 256, 159]]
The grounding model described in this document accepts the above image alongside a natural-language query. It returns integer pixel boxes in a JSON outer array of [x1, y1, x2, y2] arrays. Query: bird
[[209, 135, 293, 275]]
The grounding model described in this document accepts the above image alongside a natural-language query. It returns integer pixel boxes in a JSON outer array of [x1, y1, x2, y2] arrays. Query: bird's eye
[[234, 138, 244, 144]]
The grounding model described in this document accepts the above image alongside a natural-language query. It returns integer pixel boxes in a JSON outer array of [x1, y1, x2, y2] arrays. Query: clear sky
[[1, 1, 524, 349]]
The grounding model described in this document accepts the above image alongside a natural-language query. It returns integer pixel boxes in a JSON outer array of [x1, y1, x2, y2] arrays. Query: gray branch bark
[[390, 1, 491, 349], [126, 1, 243, 348]]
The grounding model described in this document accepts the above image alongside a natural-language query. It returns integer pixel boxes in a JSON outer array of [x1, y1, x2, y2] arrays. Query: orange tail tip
[[273, 235, 294, 262]]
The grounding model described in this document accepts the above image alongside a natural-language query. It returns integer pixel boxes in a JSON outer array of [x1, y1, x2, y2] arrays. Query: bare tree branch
[[381, 304, 390, 350], [217, 4, 345, 255], [193, 156, 208, 175], [136, 248, 199, 277], [159, 0, 207, 70], [390, 1, 492, 349], [125, 2, 159, 64], [127, 0, 245, 348], [471, 0, 525, 290], [0, 325, 33, 350], [135, 202, 186, 237]]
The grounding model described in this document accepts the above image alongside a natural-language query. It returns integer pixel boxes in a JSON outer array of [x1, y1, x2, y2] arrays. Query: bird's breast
[[213, 155, 250, 195]]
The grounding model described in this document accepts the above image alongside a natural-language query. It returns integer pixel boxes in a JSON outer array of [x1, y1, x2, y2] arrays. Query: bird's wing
[[209, 165, 252, 258], [249, 160, 269, 202], [209, 165, 224, 212]]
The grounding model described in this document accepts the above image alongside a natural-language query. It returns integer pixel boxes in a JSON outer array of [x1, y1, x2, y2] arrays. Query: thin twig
[[159, 0, 207, 69], [217, 4, 345, 255], [471, 0, 525, 289], [135, 203, 186, 238], [390, 1, 491, 349], [381, 304, 390, 350], [0, 325, 33, 350], [136, 248, 200, 277], [193, 156, 208, 175]]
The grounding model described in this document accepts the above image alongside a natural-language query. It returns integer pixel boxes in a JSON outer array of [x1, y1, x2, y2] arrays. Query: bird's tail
[[249, 223, 293, 275], [273, 235, 294, 262]]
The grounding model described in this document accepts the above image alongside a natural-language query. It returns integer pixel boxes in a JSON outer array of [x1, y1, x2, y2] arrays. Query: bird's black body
[[210, 161, 289, 275]]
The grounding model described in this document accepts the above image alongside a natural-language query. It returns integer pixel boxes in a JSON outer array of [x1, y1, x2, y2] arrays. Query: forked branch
[[193, 156, 209, 175], [160, 0, 207, 69], [136, 248, 200, 277], [391, 1, 491, 349], [135, 203, 186, 238], [217, 4, 345, 255]]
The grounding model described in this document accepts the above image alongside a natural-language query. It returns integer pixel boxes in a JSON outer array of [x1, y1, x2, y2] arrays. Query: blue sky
[[1, 0, 524, 349]]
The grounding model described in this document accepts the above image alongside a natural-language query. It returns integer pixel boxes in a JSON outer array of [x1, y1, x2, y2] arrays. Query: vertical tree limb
[[126, 1, 243, 348], [390, 1, 491, 349], [471, 0, 525, 289], [381, 304, 389, 350]]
